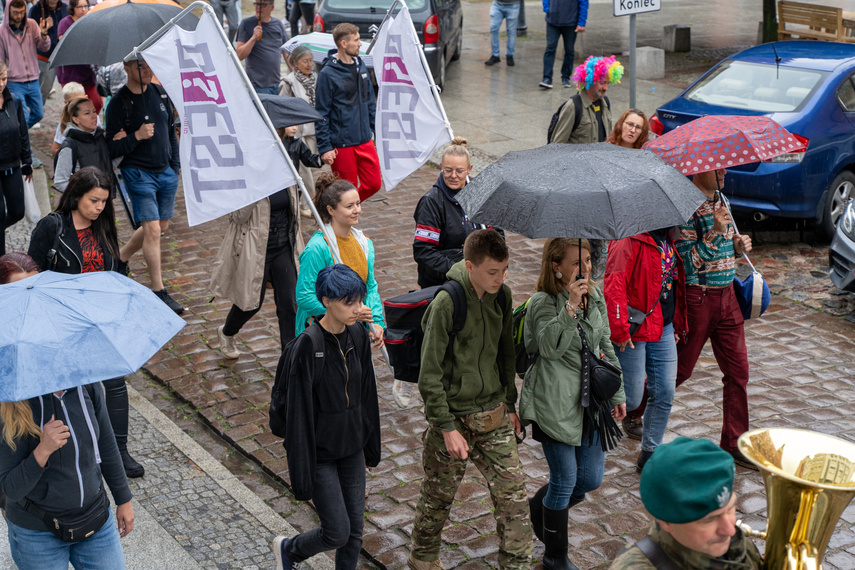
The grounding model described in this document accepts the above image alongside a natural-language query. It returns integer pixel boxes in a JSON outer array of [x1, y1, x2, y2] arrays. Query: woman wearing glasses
[[412, 137, 504, 288], [606, 108, 649, 149]]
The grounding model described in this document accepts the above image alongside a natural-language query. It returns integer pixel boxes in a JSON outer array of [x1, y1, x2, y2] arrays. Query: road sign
[[614, 0, 661, 17]]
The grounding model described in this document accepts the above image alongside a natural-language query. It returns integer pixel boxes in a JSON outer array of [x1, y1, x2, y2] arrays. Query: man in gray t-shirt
[[236, 0, 288, 93]]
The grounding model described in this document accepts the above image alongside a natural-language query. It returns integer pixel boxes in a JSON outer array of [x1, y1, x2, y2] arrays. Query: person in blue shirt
[[538, 0, 588, 89]]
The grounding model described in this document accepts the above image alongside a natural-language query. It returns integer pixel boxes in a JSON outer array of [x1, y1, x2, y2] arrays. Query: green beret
[[640, 437, 735, 524]]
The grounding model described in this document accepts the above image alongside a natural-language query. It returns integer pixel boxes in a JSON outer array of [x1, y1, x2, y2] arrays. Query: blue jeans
[[614, 321, 678, 452], [489, 2, 519, 57], [285, 451, 365, 569], [254, 85, 279, 95], [543, 23, 577, 83], [540, 436, 604, 510], [121, 167, 179, 222], [7, 510, 126, 570], [7, 80, 44, 128]]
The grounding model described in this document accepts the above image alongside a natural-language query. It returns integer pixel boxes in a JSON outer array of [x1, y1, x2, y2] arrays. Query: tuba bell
[[736, 428, 855, 570]]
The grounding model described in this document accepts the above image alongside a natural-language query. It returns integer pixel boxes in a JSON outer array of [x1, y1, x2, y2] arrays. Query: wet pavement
[[7, 0, 855, 567]]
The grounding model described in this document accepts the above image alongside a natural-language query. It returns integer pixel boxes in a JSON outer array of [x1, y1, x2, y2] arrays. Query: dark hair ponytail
[[312, 173, 358, 224]]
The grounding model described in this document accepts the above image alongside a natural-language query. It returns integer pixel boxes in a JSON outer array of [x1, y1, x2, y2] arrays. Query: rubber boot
[[104, 378, 145, 478], [528, 484, 548, 542], [542, 504, 580, 570]]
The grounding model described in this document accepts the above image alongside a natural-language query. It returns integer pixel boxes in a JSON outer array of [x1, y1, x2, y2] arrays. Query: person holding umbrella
[[603, 226, 686, 471], [56, 0, 102, 114], [294, 173, 385, 345], [210, 123, 322, 359], [519, 237, 626, 570], [27, 167, 147, 479], [0, 60, 33, 257]]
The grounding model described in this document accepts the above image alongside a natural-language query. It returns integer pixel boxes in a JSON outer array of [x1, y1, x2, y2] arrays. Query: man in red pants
[[315, 23, 382, 201], [629, 168, 756, 470]]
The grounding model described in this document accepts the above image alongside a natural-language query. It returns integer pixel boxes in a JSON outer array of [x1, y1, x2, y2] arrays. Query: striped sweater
[[675, 191, 737, 287]]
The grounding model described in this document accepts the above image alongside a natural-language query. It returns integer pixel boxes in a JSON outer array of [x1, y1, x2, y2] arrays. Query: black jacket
[[55, 126, 119, 192], [105, 84, 179, 174], [283, 322, 381, 501], [0, 384, 132, 531], [283, 135, 323, 171], [0, 88, 32, 174], [28, 211, 122, 274], [413, 174, 505, 288]]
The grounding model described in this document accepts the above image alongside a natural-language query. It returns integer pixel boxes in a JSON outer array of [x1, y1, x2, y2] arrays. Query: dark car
[[830, 200, 855, 292], [649, 41, 855, 238], [312, 0, 463, 89]]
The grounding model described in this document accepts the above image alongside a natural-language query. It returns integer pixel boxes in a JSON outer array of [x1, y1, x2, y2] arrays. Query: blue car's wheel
[[823, 170, 855, 239]]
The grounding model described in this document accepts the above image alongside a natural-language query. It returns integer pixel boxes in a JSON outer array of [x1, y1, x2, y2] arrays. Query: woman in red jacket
[[603, 229, 687, 472]]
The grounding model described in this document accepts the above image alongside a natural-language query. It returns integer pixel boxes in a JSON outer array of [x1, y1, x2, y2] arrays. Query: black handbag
[[19, 492, 110, 543], [577, 324, 623, 451]]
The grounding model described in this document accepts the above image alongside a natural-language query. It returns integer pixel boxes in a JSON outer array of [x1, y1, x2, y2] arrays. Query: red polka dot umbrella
[[642, 115, 806, 175]]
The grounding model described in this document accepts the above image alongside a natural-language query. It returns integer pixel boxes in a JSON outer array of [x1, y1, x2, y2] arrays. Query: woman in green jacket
[[519, 238, 626, 570], [295, 173, 385, 344]]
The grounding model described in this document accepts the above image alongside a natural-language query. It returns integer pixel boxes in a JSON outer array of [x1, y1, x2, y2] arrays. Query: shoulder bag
[[577, 324, 623, 451]]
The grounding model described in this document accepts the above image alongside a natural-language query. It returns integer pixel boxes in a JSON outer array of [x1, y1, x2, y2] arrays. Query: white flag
[[374, 4, 451, 190], [141, 12, 295, 227]]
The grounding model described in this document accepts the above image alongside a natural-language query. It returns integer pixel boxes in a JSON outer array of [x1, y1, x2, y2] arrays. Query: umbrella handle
[[715, 185, 758, 273]]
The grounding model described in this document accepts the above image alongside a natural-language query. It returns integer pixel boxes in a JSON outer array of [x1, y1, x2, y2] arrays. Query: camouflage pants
[[410, 411, 532, 568]]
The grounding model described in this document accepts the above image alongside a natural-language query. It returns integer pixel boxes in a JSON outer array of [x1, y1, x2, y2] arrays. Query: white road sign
[[614, 0, 661, 16]]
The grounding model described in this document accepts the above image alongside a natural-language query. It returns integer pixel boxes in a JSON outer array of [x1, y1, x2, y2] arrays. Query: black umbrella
[[257, 94, 325, 128], [49, 2, 197, 68], [456, 143, 707, 240]]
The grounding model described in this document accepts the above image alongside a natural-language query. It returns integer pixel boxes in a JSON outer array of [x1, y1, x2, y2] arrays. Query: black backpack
[[547, 93, 611, 143], [269, 322, 325, 438], [383, 281, 507, 383]]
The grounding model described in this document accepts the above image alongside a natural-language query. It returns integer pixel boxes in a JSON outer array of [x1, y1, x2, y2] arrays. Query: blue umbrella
[[0, 271, 185, 402]]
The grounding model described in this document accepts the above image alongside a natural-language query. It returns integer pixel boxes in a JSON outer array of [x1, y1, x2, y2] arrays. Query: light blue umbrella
[[0, 271, 186, 402]]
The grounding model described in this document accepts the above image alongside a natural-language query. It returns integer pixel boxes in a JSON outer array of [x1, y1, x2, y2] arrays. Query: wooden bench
[[777, 1, 855, 43]]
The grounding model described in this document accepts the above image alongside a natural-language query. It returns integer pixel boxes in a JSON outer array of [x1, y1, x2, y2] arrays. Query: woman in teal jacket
[[519, 238, 625, 570], [295, 173, 385, 344]]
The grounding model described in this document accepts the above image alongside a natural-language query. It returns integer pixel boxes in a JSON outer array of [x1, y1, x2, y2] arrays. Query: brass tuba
[[737, 428, 855, 570]]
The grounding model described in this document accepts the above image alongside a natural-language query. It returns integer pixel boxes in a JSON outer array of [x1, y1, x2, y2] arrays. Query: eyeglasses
[[74, 4, 89, 10], [624, 122, 643, 131], [10, 8, 27, 16], [442, 168, 468, 176]]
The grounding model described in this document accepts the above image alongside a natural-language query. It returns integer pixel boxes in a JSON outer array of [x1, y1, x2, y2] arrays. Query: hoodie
[[0, 87, 31, 173], [0, 1, 50, 83], [314, 51, 375, 155], [418, 261, 517, 431], [0, 384, 132, 532]]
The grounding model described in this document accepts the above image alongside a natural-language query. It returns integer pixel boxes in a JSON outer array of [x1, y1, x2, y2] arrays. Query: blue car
[[650, 41, 855, 238]]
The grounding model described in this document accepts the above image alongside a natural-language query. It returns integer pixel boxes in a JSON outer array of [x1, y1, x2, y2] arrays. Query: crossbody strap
[[635, 536, 681, 570], [576, 323, 592, 408]]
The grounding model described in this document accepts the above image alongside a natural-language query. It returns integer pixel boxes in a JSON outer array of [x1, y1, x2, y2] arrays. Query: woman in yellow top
[[295, 173, 385, 347]]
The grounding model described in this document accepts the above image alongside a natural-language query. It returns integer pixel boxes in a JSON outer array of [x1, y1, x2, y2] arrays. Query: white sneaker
[[217, 325, 240, 359]]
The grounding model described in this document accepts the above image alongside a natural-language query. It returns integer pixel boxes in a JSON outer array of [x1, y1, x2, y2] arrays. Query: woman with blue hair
[[273, 264, 381, 570]]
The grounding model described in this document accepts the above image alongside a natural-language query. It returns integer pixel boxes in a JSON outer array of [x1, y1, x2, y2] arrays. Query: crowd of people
[[0, 0, 766, 568]]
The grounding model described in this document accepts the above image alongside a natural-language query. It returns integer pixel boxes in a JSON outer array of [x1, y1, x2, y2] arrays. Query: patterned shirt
[[675, 191, 737, 288], [77, 226, 105, 273]]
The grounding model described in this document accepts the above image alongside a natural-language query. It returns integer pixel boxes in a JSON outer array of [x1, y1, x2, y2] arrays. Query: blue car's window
[[684, 60, 827, 113], [327, 0, 427, 11], [838, 75, 855, 112]]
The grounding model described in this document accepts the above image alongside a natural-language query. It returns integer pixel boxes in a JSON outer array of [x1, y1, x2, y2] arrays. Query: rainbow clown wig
[[571, 55, 624, 90]]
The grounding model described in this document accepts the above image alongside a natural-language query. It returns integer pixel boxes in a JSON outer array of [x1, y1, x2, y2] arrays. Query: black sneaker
[[636, 449, 654, 473], [506, 55, 514, 66], [539, 79, 553, 89], [154, 288, 185, 315], [484, 55, 500, 66]]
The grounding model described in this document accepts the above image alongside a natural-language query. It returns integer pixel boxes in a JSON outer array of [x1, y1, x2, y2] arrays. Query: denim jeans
[[285, 451, 365, 569], [489, 1, 520, 57], [614, 321, 678, 453], [540, 436, 604, 510], [7, 80, 44, 128], [254, 85, 279, 95], [7, 510, 126, 570], [542, 23, 577, 83]]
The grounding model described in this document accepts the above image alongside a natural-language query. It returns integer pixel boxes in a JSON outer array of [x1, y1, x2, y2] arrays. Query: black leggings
[[102, 378, 130, 447], [0, 168, 25, 256], [223, 237, 297, 348]]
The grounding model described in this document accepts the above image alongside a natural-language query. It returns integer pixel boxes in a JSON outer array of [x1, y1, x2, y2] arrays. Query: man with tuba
[[611, 438, 762, 569]]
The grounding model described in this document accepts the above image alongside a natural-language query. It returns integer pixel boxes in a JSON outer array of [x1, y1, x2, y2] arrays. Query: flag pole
[[126, 2, 340, 263]]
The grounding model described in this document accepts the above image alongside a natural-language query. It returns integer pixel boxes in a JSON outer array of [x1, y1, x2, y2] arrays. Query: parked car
[[649, 41, 855, 238], [312, 0, 463, 90], [830, 200, 855, 291]]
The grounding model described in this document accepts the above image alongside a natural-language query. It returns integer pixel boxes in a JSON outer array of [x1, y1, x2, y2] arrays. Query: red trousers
[[331, 140, 382, 201], [633, 283, 750, 451]]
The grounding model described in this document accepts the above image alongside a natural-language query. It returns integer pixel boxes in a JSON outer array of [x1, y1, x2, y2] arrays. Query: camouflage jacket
[[610, 523, 762, 570]]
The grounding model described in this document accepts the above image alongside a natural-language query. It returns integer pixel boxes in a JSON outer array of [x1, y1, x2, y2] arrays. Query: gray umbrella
[[49, 3, 197, 68], [257, 94, 325, 129], [456, 143, 708, 240]]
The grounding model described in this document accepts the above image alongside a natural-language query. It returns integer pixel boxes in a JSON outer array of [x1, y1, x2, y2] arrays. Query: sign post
[[613, 0, 661, 109]]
